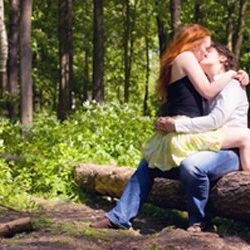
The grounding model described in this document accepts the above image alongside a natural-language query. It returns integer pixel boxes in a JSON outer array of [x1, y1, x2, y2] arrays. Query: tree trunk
[[20, 0, 33, 126], [7, 0, 20, 118], [58, 0, 73, 121], [226, 0, 235, 51], [194, 0, 203, 23], [233, 0, 247, 62], [92, 0, 104, 103], [155, 0, 168, 57], [170, 0, 181, 36], [83, 50, 89, 102], [123, 0, 136, 103], [0, 0, 8, 105], [143, 23, 150, 116], [0, 0, 8, 73], [0, 72, 7, 101], [123, 0, 130, 103], [74, 163, 250, 221], [156, 16, 167, 57]]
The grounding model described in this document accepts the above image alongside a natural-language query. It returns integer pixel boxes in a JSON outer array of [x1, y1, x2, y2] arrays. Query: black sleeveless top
[[161, 76, 207, 118]]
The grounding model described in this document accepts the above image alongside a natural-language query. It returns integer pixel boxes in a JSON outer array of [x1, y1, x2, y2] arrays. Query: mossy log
[[74, 163, 250, 221]]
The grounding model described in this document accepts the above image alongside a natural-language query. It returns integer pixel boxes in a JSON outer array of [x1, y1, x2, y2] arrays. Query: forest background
[[0, 0, 249, 210]]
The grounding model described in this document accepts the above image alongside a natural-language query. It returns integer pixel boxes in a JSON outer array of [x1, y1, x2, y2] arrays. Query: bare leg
[[221, 127, 250, 172]]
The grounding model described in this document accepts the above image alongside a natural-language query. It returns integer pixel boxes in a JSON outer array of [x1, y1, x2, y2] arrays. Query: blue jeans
[[106, 150, 239, 229], [180, 150, 239, 226]]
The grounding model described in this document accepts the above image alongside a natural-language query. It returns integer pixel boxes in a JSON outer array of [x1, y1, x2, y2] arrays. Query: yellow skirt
[[142, 129, 223, 171]]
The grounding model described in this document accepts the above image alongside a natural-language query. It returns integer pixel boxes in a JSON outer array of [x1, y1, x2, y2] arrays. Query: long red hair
[[156, 24, 211, 101]]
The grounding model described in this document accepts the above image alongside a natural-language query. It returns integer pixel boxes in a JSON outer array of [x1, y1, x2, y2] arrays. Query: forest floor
[[0, 194, 250, 250]]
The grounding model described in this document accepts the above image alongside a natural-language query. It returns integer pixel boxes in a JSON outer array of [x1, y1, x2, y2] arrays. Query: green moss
[[145, 244, 161, 250], [32, 216, 54, 229]]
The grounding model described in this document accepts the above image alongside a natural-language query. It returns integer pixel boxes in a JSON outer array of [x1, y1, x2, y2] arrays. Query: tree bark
[[83, 49, 89, 102], [20, 0, 33, 126], [58, 0, 73, 121], [7, 0, 20, 118], [155, 0, 168, 57], [170, 0, 181, 36], [156, 16, 167, 57], [123, 0, 130, 103], [143, 22, 150, 116], [74, 163, 250, 221], [194, 0, 203, 24], [0, 0, 8, 107], [0, 217, 32, 237], [0, 0, 8, 73], [226, 0, 235, 51], [92, 0, 104, 103], [233, 0, 248, 62], [123, 0, 136, 103]]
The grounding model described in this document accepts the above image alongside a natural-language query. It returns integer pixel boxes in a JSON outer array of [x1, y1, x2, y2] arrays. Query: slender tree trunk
[[92, 0, 104, 103], [0, 0, 8, 101], [233, 0, 247, 62], [194, 0, 203, 23], [226, 0, 235, 51], [155, 0, 168, 57], [8, 0, 20, 118], [155, 0, 181, 57], [143, 34, 150, 116], [82, 1, 90, 103], [123, 0, 129, 103], [83, 50, 89, 102], [143, 0, 150, 116], [0, 72, 7, 100], [58, 0, 73, 120], [123, 0, 136, 103], [20, 0, 33, 126], [170, 0, 181, 36]]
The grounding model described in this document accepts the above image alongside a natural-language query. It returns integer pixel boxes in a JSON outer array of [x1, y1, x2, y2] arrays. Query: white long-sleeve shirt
[[175, 74, 249, 133]]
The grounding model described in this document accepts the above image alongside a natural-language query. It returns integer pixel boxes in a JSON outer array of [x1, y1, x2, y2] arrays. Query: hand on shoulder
[[233, 69, 249, 87]]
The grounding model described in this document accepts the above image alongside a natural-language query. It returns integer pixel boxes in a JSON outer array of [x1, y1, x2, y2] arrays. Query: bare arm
[[175, 51, 236, 100], [156, 81, 248, 134]]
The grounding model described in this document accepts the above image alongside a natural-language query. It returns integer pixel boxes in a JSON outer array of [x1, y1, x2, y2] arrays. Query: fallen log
[[0, 217, 33, 237], [0, 153, 24, 162], [74, 163, 250, 221]]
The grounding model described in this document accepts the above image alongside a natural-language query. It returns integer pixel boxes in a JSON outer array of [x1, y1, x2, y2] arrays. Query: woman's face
[[200, 47, 225, 66], [192, 36, 211, 62]]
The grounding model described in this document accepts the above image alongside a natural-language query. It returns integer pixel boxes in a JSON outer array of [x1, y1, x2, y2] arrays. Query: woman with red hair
[[91, 24, 248, 232], [142, 25, 250, 173]]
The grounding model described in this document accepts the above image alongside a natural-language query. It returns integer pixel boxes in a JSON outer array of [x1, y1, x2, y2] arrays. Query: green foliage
[[212, 217, 250, 234], [0, 120, 35, 209], [0, 102, 154, 207]]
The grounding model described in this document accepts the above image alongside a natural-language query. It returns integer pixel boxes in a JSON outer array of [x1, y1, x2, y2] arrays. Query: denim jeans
[[106, 150, 239, 229], [179, 150, 239, 226]]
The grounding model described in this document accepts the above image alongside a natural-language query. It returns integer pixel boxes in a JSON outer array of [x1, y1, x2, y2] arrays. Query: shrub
[[0, 102, 155, 206]]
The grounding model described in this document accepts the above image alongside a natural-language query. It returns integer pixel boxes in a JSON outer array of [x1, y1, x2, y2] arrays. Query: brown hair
[[156, 24, 211, 101], [211, 43, 238, 71]]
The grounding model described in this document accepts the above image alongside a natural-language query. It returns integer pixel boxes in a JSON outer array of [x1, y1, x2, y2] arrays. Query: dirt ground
[[0, 195, 250, 250]]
